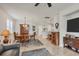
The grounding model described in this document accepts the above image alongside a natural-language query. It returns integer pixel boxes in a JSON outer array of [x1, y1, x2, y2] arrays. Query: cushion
[[0, 44, 3, 54], [1, 49, 18, 56], [3, 44, 20, 51]]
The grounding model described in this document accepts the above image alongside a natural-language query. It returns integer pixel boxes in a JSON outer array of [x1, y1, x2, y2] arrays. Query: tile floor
[[20, 35, 79, 56]]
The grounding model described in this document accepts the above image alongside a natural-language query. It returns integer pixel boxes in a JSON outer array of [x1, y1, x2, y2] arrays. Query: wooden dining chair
[[14, 32, 17, 40]]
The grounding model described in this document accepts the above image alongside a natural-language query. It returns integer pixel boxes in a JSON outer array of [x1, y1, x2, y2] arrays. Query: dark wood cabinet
[[48, 32, 59, 46], [20, 24, 29, 35], [20, 24, 29, 40], [73, 39, 79, 48]]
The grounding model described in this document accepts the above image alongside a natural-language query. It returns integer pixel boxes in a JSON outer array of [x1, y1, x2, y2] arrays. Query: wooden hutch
[[20, 24, 29, 42]]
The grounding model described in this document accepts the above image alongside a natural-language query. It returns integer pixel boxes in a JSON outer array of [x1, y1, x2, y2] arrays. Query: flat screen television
[[67, 17, 79, 32]]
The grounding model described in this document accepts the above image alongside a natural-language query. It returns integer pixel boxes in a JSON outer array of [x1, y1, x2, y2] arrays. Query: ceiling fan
[[34, 3, 52, 7]]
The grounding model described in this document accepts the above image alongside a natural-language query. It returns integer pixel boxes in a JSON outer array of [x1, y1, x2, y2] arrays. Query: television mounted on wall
[[67, 17, 79, 32]]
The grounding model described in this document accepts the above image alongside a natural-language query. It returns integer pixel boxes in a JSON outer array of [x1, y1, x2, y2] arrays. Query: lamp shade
[[1, 29, 10, 36]]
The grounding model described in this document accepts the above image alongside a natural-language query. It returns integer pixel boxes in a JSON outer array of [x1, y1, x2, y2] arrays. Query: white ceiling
[[0, 3, 75, 25]]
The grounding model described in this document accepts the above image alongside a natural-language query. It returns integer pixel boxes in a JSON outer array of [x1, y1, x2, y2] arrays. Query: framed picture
[[43, 27, 48, 32], [32, 26, 35, 31]]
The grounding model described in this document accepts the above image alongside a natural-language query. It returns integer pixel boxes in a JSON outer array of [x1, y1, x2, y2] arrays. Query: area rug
[[20, 39, 43, 47], [22, 48, 52, 56]]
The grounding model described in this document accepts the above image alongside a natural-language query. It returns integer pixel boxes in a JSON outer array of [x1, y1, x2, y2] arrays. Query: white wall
[[59, 4, 79, 47], [0, 7, 17, 41], [66, 11, 79, 37], [0, 8, 8, 31], [53, 14, 60, 32], [0, 8, 9, 41]]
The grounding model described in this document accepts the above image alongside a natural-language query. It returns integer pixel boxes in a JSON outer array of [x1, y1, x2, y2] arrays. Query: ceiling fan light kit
[[34, 3, 52, 7], [34, 3, 40, 6], [47, 3, 52, 7]]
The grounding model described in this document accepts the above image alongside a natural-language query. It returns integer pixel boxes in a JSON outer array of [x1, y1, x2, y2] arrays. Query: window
[[7, 19, 13, 33]]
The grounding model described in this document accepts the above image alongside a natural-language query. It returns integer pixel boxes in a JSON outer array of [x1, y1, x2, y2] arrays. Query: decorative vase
[[3, 36, 9, 44]]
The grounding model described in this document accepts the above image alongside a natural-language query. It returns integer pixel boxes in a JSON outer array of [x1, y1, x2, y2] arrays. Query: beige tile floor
[[20, 35, 79, 56]]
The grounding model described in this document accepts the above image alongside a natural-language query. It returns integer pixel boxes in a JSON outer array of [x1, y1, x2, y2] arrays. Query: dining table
[[16, 34, 29, 43]]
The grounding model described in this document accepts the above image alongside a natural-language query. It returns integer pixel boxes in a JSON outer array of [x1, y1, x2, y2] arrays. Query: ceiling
[[0, 3, 75, 25]]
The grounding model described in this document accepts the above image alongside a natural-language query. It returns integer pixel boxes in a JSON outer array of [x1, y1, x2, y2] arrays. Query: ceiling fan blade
[[35, 3, 40, 6], [47, 3, 52, 7]]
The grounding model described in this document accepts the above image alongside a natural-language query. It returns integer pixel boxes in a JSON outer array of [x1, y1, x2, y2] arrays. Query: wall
[[0, 7, 16, 32], [0, 8, 8, 31], [0, 7, 17, 41], [66, 11, 79, 37], [37, 15, 60, 36], [53, 14, 60, 32], [0, 8, 8, 41], [59, 4, 79, 47]]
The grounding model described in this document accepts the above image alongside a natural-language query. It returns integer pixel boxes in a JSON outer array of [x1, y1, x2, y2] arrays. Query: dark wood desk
[[63, 37, 79, 52]]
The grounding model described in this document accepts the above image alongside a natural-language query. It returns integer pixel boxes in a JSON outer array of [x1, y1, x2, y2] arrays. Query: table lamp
[[1, 29, 10, 44]]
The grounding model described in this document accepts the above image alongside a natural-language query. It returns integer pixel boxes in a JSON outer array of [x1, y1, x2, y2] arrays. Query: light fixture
[[1, 29, 10, 44], [23, 16, 29, 30], [23, 16, 27, 27], [24, 16, 27, 24]]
